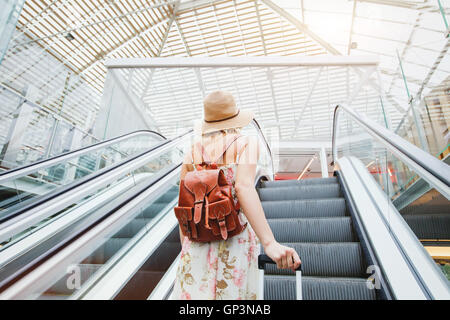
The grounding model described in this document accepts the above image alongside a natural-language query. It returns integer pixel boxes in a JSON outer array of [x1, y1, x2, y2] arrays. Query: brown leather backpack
[[174, 135, 247, 242]]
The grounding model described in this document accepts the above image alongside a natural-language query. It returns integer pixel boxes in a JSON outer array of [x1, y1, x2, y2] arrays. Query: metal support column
[[437, 0, 449, 37], [396, 50, 429, 152]]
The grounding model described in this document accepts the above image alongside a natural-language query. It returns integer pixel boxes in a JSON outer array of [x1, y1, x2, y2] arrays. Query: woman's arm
[[235, 137, 301, 271]]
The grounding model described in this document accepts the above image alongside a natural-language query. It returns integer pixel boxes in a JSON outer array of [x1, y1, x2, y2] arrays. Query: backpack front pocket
[[206, 198, 236, 239], [174, 206, 197, 239]]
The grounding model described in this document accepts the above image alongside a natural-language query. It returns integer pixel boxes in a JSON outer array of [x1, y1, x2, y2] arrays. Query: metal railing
[[0, 130, 165, 183], [332, 104, 450, 198]]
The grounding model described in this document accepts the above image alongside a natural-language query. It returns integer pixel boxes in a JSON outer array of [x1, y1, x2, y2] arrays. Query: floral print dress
[[170, 163, 260, 300]]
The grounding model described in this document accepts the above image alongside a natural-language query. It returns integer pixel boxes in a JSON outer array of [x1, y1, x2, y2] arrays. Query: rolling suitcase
[[257, 254, 303, 300]]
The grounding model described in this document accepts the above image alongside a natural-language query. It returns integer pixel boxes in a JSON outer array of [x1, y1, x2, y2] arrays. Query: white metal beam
[[105, 56, 379, 69], [347, 0, 357, 55], [81, 18, 171, 74], [254, 0, 280, 136], [259, 0, 411, 118], [157, 1, 180, 57], [291, 67, 323, 138], [110, 70, 159, 130], [355, 0, 442, 12], [173, 12, 206, 95], [266, 69, 281, 137], [415, 36, 450, 100], [255, 0, 267, 55], [347, 66, 377, 106], [12, 0, 72, 42], [387, 6, 426, 95], [261, 0, 341, 55], [14, 1, 179, 47], [178, 0, 225, 11]]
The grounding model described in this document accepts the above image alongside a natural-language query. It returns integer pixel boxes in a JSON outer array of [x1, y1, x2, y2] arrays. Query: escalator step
[[404, 214, 450, 239], [84, 238, 128, 264], [264, 275, 376, 300], [112, 218, 150, 238], [263, 242, 365, 277], [140, 242, 181, 271], [258, 184, 341, 201], [261, 177, 337, 188], [154, 190, 179, 204], [116, 270, 166, 300], [164, 227, 181, 243], [401, 203, 450, 216], [302, 276, 376, 300], [141, 202, 172, 218], [268, 217, 356, 242], [262, 198, 347, 219], [83, 234, 180, 266]]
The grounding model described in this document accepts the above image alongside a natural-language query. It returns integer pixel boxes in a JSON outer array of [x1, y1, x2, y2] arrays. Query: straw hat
[[201, 90, 254, 134]]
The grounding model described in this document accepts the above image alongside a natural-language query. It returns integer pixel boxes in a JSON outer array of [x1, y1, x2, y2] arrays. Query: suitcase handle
[[258, 254, 302, 271]]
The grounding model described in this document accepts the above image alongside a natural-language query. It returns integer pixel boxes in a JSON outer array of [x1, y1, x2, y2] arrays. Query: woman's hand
[[264, 241, 301, 272]]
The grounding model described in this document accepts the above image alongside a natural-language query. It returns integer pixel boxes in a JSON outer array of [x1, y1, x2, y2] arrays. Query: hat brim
[[201, 109, 254, 134]]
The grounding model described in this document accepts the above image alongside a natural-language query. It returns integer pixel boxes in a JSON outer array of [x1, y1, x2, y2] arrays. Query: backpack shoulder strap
[[191, 141, 212, 167], [192, 134, 243, 165], [214, 134, 242, 163]]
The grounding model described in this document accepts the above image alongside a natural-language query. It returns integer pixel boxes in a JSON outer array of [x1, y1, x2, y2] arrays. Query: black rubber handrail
[[332, 104, 450, 189], [0, 130, 166, 180], [258, 254, 302, 271], [0, 130, 192, 225]]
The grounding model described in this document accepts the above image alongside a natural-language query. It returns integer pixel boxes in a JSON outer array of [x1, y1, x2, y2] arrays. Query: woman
[[171, 90, 301, 300]]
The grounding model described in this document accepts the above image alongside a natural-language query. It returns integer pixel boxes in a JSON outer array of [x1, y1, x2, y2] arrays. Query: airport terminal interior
[[0, 0, 449, 300]]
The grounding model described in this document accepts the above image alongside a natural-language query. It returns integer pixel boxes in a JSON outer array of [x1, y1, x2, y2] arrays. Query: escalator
[[332, 104, 450, 298], [0, 109, 448, 300], [259, 177, 376, 300], [0, 129, 191, 294], [254, 104, 449, 300], [0, 129, 166, 215], [40, 186, 180, 299]]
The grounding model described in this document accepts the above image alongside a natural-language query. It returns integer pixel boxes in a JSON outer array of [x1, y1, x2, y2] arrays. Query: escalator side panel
[[115, 228, 181, 300], [335, 171, 392, 300]]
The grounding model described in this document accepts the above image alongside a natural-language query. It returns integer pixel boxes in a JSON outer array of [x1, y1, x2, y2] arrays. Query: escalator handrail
[[332, 104, 450, 196], [0, 130, 166, 183], [251, 119, 275, 180], [0, 164, 182, 297], [0, 130, 191, 226]]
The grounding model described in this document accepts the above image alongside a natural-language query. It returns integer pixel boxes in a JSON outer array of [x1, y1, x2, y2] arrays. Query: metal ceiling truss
[[387, 2, 426, 96], [105, 56, 381, 140], [1, 0, 448, 142], [259, 0, 411, 129]]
